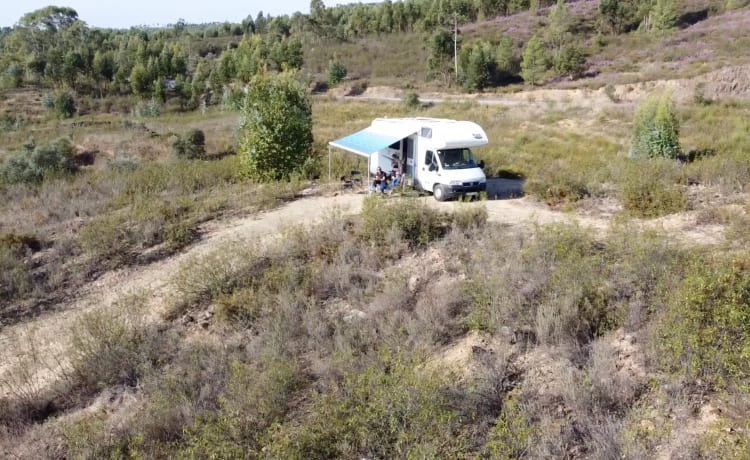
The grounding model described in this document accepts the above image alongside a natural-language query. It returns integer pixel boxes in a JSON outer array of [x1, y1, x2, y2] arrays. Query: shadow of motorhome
[[485, 178, 525, 200]]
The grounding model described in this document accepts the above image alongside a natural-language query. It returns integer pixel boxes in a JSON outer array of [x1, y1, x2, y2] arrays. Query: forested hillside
[[1, 0, 745, 113]]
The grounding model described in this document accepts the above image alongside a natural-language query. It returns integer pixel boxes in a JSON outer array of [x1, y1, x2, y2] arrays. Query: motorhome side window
[[425, 150, 434, 166]]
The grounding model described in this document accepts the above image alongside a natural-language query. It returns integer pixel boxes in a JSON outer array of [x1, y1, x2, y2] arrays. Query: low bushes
[[655, 256, 750, 389], [0, 138, 78, 185], [620, 159, 687, 217], [0, 233, 40, 303], [68, 300, 173, 393], [172, 129, 207, 159], [264, 350, 463, 459]]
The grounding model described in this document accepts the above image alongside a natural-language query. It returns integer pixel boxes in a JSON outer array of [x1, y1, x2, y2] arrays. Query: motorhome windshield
[[437, 148, 477, 170]]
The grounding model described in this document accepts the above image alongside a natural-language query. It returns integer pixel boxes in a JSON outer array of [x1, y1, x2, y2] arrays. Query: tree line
[[0, 6, 304, 108], [0, 1, 682, 104]]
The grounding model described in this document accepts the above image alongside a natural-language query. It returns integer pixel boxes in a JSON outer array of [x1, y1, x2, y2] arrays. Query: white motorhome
[[329, 117, 488, 201]]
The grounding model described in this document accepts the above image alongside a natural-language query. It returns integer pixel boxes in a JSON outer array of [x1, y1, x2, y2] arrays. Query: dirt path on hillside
[[0, 189, 725, 398]]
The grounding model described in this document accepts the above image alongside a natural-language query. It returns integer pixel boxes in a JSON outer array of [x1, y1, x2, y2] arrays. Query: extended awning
[[328, 125, 416, 181], [328, 126, 414, 157]]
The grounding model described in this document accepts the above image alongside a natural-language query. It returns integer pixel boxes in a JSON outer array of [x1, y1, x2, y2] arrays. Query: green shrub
[[620, 159, 687, 217], [630, 92, 681, 159], [182, 357, 300, 457], [327, 58, 348, 87], [2, 63, 23, 88], [403, 91, 421, 109], [451, 204, 488, 232], [524, 159, 590, 207], [0, 113, 23, 131], [42, 91, 76, 119], [0, 233, 40, 303], [604, 84, 620, 103], [69, 301, 172, 392], [172, 129, 207, 159], [0, 138, 78, 184], [521, 35, 549, 85], [483, 396, 535, 458], [555, 45, 586, 80], [133, 100, 161, 118], [265, 350, 462, 459], [79, 196, 200, 271], [359, 197, 446, 250], [725, 0, 750, 9], [655, 257, 750, 389]]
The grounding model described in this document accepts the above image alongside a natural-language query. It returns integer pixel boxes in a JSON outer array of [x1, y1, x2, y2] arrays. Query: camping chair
[[340, 170, 363, 192]]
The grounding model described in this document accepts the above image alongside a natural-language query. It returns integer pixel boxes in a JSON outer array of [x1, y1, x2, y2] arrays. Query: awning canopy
[[328, 126, 415, 157]]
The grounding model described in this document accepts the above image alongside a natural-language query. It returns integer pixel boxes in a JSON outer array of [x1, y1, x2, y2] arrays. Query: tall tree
[[598, 0, 626, 33], [238, 71, 313, 181], [544, 0, 573, 64], [427, 29, 460, 86], [520, 35, 548, 85]]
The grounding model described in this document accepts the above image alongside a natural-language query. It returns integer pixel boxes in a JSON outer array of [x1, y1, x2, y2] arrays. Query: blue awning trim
[[329, 127, 414, 157]]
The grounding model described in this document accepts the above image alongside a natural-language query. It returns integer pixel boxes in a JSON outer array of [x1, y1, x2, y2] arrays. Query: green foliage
[[130, 63, 153, 99], [428, 29, 460, 86], [483, 396, 534, 459], [521, 35, 549, 85], [133, 100, 161, 118], [524, 158, 590, 207], [172, 129, 207, 159], [403, 91, 421, 109], [645, 0, 678, 34], [265, 350, 462, 459], [0, 233, 39, 302], [79, 196, 200, 270], [655, 258, 750, 389], [360, 197, 446, 249], [327, 58, 348, 87], [1, 63, 23, 88], [69, 303, 171, 392], [544, 0, 574, 63], [555, 44, 586, 79], [182, 357, 300, 457], [0, 113, 23, 131], [461, 41, 496, 92], [41, 91, 76, 119], [238, 71, 313, 181], [495, 35, 518, 76], [599, 0, 626, 33], [0, 138, 78, 184], [621, 159, 687, 217], [630, 92, 681, 159], [725, 0, 750, 9]]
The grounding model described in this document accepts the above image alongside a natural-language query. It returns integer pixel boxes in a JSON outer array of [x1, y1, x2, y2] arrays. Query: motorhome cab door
[[419, 149, 441, 192]]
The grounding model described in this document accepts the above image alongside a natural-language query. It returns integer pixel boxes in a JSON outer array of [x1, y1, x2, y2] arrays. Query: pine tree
[[630, 92, 681, 159], [521, 35, 549, 85], [650, 0, 678, 33]]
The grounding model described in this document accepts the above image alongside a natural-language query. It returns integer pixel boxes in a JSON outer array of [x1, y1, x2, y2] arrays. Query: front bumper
[[447, 181, 486, 196]]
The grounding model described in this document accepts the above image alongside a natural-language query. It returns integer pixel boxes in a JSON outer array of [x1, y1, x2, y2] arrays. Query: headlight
[[449, 180, 461, 186]]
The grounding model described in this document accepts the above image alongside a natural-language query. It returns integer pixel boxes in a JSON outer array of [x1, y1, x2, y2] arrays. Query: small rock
[[407, 275, 420, 293]]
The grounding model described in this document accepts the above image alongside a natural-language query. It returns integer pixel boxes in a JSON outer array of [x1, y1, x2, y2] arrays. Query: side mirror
[[429, 163, 437, 172]]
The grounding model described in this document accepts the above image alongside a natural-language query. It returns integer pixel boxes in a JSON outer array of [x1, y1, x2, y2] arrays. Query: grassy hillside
[[2, 1, 750, 458]]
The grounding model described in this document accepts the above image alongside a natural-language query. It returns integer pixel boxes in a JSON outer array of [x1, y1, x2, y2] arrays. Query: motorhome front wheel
[[433, 184, 448, 201]]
